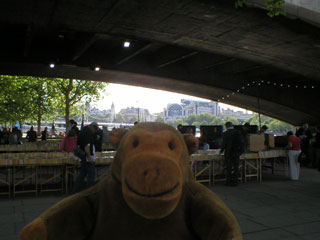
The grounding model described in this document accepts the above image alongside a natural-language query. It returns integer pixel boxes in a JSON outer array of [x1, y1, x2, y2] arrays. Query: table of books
[[0, 149, 288, 197]]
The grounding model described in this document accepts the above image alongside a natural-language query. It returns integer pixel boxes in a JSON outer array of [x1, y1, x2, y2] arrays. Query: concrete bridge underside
[[0, 0, 319, 125]]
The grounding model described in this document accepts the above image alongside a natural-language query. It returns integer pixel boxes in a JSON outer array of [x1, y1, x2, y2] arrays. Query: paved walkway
[[1, 168, 320, 240]]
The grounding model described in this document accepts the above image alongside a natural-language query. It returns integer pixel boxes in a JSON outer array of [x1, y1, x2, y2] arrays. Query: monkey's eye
[[168, 141, 175, 150], [133, 139, 139, 148]]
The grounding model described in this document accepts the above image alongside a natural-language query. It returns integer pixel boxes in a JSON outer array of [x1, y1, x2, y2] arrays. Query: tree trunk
[[36, 80, 44, 135], [65, 79, 73, 128]]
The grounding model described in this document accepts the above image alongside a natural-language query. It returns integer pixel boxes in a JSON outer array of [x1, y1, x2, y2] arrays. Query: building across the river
[[163, 99, 220, 121]]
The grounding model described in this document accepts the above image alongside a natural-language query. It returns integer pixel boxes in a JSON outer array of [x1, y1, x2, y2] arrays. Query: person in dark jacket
[[220, 122, 243, 186], [94, 127, 103, 152], [41, 127, 49, 141], [72, 122, 99, 194], [26, 126, 37, 142], [177, 124, 184, 134], [0, 128, 9, 144], [296, 123, 312, 166], [9, 127, 23, 144]]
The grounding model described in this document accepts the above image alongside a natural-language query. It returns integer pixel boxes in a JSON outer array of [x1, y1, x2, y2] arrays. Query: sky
[[95, 83, 247, 114]]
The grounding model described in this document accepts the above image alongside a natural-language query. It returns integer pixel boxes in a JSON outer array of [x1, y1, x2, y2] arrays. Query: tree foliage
[[114, 113, 125, 123], [245, 114, 294, 133], [0, 75, 34, 124], [29, 78, 61, 133], [0, 76, 107, 129], [235, 0, 285, 17], [52, 78, 107, 127], [167, 112, 294, 134], [266, 0, 286, 17], [155, 114, 165, 123], [0, 75, 59, 132], [222, 116, 240, 125], [168, 113, 225, 128]]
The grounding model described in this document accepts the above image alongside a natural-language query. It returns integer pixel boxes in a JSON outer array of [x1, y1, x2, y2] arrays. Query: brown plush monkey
[[20, 123, 242, 240]]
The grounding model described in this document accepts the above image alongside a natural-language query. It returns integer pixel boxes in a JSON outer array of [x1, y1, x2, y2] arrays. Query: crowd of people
[[1, 120, 320, 191], [0, 125, 56, 144], [59, 120, 106, 194], [0, 120, 108, 194], [0, 127, 23, 145]]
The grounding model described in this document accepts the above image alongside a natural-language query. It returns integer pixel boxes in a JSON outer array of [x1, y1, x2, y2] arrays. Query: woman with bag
[[60, 129, 77, 153], [287, 131, 301, 180]]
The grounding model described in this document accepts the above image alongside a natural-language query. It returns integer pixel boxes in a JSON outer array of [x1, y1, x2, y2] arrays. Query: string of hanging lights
[[217, 79, 317, 102]]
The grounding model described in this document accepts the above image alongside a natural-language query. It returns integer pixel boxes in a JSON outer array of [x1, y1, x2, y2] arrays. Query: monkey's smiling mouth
[[125, 180, 179, 198]]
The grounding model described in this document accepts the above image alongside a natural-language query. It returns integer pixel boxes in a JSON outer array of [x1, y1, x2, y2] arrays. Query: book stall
[[0, 140, 288, 198]]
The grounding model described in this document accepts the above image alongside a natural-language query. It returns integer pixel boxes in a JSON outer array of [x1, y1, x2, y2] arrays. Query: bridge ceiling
[[0, 0, 320, 125]]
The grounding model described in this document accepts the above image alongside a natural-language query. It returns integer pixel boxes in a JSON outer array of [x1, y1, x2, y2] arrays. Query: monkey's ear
[[183, 134, 199, 155], [109, 128, 128, 149]]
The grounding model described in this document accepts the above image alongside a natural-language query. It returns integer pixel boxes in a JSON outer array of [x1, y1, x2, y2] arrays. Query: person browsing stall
[[220, 122, 243, 186], [287, 131, 301, 180], [72, 122, 99, 193], [60, 129, 77, 153]]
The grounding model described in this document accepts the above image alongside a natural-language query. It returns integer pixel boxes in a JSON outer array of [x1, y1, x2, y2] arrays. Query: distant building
[[164, 99, 219, 121], [119, 107, 154, 123], [110, 102, 116, 122], [86, 103, 116, 122], [220, 108, 253, 120]]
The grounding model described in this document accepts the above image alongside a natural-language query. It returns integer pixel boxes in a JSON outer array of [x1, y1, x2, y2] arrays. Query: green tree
[[197, 113, 214, 123], [223, 116, 240, 125], [28, 78, 61, 134], [0, 75, 34, 125], [245, 114, 294, 133], [155, 114, 165, 123], [192, 121, 201, 128], [184, 114, 197, 125], [167, 118, 188, 128], [209, 117, 224, 126], [235, 0, 285, 17], [0, 75, 59, 133], [53, 79, 107, 127], [114, 113, 125, 123], [269, 120, 294, 133]]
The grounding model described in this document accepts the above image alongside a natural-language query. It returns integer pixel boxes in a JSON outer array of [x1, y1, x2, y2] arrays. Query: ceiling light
[[124, 41, 131, 48], [49, 63, 55, 69]]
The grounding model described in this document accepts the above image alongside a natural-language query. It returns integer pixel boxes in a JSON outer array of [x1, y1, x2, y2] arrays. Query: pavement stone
[[283, 222, 320, 235], [0, 167, 320, 240], [237, 218, 268, 233]]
